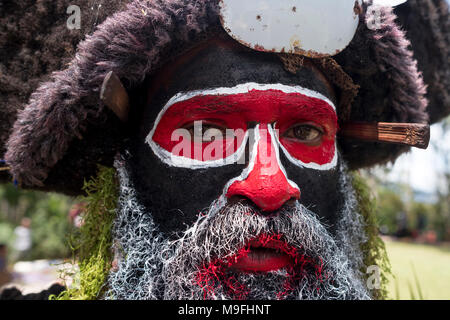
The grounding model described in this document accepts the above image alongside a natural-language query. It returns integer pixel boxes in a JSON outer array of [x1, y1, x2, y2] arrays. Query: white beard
[[105, 158, 371, 300]]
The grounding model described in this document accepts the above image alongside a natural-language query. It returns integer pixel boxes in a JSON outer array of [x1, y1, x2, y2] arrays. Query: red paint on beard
[[152, 89, 337, 165], [194, 234, 327, 300]]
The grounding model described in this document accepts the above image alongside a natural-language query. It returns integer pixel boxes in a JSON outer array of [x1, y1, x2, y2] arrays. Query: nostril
[[226, 195, 263, 212], [227, 195, 251, 206], [226, 195, 298, 218], [227, 195, 263, 211], [226, 182, 300, 213], [284, 197, 298, 208]]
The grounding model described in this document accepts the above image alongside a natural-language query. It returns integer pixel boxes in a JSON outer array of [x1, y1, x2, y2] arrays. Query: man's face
[[108, 41, 370, 300]]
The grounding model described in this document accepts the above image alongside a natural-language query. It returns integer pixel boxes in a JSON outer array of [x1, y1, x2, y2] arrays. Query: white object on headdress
[[219, 0, 362, 57]]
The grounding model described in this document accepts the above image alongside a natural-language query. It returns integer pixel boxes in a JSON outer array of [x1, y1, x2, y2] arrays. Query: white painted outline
[[145, 82, 337, 169], [267, 125, 301, 190], [148, 130, 249, 169], [221, 124, 261, 196]]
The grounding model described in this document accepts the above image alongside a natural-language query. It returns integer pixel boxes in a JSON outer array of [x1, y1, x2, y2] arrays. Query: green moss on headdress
[[351, 171, 392, 300], [51, 166, 118, 300]]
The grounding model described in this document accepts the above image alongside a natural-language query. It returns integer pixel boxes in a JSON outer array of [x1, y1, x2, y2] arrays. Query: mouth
[[195, 233, 324, 299], [228, 236, 295, 273]]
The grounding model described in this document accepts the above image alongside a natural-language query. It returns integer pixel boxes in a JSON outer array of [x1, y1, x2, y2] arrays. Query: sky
[[383, 122, 450, 194]]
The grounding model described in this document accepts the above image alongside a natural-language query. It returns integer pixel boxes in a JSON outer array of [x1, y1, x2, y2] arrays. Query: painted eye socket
[[283, 124, 324, 144], [183, 122, 229, 142]]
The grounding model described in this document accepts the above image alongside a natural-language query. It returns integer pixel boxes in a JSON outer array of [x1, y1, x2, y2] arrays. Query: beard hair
[[105, 158, 371, 300]]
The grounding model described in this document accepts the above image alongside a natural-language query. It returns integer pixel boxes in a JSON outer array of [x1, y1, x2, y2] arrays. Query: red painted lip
[[228, 239, 294, 273]]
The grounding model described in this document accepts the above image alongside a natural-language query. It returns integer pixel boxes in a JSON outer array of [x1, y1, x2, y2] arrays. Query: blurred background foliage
[[370, 179, 450, 242], [0, 183, 75, 261]]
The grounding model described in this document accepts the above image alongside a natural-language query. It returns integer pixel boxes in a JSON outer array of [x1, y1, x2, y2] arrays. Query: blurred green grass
[[384, 238, 450, 300]]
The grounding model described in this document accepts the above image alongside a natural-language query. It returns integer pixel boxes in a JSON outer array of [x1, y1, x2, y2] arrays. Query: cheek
[[279, 150, 344, 227], [279, 138, 336, 166], [125, 139, 247, 237]]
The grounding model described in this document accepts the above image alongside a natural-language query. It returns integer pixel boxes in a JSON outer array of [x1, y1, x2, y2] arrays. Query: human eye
[[183, 121, 228, 142], [283, 123, 324, 145]]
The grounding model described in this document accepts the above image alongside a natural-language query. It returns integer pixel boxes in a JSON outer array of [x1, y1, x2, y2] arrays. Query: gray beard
[[105, 159, 371, 300]]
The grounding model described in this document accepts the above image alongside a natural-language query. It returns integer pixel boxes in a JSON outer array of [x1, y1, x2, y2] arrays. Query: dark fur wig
[[1, 0, 449, 195]]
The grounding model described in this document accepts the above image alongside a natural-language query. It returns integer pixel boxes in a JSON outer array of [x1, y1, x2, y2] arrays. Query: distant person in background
[[0, 244, 7, 270], [412, 212, 427, 239], [68, 203, 85, 229], [12, 218, 32, 262], [395, 211, 411, 238]]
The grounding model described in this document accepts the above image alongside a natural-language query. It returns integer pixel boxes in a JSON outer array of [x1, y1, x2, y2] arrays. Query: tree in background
[[432, 117, 450, 241], [362, 164, 441, 241], [376, 187, 405, 235]]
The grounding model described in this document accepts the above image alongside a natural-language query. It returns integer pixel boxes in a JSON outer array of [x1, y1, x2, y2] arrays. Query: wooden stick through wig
[[100, 71, 130, 122], [339, 122, 430, 149]]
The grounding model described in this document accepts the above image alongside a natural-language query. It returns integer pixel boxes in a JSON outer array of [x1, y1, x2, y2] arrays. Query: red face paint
[[150, 87, 337, 165]]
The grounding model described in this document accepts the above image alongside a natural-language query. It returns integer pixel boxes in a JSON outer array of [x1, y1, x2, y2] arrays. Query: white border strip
[[148, 131, 249, 169], [267, 125, 301, 189], [214, 124, 261, 209]]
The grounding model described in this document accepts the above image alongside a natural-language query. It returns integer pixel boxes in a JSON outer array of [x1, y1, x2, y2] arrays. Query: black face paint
[[125, 40, 343, 238], [279, 151, 344, 233]]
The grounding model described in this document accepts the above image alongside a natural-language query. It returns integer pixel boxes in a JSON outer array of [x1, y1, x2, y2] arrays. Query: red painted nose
[[226, 124, 300, 212]]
